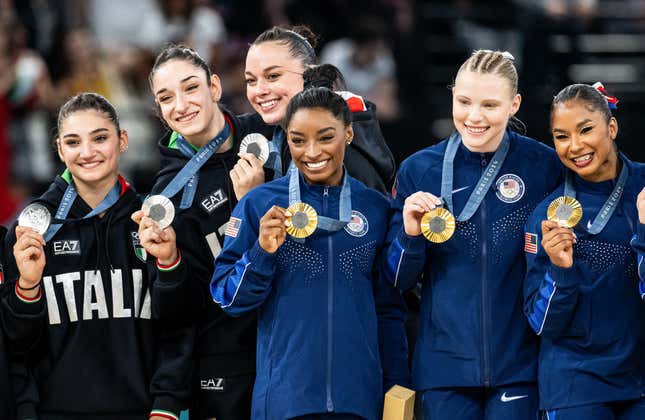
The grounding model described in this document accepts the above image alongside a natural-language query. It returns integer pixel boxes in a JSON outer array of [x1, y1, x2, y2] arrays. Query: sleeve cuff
[[248, 240, 278, 274], [548, 263, 579, 288], [151, 394, 183, 419], [149, 410, 179, 420], [10, 283, 45, 315], [637, 223, 645, 242], [396, 228, 427, 253], [157, 249, 182, 272]]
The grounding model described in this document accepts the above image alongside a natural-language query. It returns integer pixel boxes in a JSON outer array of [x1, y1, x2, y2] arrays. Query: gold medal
[[420, 207, 456, 243], [285, 202, 318, 238], [547, 196, 583, 228]]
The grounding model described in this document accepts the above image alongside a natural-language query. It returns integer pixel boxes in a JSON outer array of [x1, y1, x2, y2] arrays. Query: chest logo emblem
[[495, 173, 525, 203], [344, 210, 369, 237]]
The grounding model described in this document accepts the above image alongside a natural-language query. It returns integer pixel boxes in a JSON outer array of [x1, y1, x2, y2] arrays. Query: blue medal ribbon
[[564, 153, 628, 235], [266, 127, 284, 179], [441, 131, 511, 221], [288, 168, 352, 233], [161, 121, 231, 209], [45, 177, 122, 242]]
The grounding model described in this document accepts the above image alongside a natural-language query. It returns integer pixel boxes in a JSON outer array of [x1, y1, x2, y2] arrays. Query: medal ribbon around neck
[[288, 168, 352, 235], [441, 130, 511, 221], [163, 120, 231, 209], [563, 153, 628, 235], [44, 176, 123, 242]]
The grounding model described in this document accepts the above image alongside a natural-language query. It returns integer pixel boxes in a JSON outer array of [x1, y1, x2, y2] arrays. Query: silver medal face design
[[18, 203, 51, 235], [142, 195, 175, 229], [239, 133, 270, 163]]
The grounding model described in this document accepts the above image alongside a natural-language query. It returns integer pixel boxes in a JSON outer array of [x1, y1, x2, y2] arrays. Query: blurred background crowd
[[1, 0, 644, 226]]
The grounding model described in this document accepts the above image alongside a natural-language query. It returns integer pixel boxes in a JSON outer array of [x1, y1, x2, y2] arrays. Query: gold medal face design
[[547, 196, 583, 228], [420, 207, 456, 243], [142, 195, 175, 229], [285, 202, 318, 238], [18, 203, 51, 235]]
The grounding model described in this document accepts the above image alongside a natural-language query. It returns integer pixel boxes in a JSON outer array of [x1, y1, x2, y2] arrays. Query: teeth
[[306, 160, 327, 168], [573, 154, 592, 162], [259, 100, 277, 110], [177, 112, 196, 122], [466, 126, 487, 133]]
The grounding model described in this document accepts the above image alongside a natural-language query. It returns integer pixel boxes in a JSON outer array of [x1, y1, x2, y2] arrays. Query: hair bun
[[303, 64, 345, 90]]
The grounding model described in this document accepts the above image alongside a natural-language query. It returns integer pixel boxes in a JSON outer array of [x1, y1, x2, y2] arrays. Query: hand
[[402, 191, 443, 236], [132, 210, 178, 264], [541, 220, 576, 268], [258, 205, 288, 253], [230, 153, 266, 200], [637, 187, 645, 224], [13, 226, 46, 291]]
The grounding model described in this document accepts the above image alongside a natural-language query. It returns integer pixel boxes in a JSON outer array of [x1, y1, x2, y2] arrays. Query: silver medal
[[18, 203, 51, 235], [239, 133, 270, 163], [142, 195, 175, 229]]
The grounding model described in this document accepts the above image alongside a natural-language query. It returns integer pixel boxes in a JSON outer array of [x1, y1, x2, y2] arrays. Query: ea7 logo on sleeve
[[201, 377, 225, 391], [200, 189, 228, 214], [53, 240, 81, 256]]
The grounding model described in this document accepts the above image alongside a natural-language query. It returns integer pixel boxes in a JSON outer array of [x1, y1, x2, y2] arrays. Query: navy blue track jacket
[[211, 172, 409, 420], [525, 156, 645, 410], [384, 130, 562, 390]]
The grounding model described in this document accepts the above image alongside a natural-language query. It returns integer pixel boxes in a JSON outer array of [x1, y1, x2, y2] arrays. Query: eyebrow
[[245, 65, 284, 76], [552, 118, 594, 133], [154, 75, 199, 95], [62, 127, 109, 139], [289, 127, 336, 136]]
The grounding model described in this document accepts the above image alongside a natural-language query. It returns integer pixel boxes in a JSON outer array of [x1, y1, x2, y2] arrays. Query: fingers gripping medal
[[285, 202, 318, 238], [18, 203, 52, 235], [240, 133, 270, 164], [420, 205, 456, 243], [142, 195, 175, 229], [547, 196, 583, 228]]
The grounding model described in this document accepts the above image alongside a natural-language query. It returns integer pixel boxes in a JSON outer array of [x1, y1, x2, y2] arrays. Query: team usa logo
[[131, 232, 147, 262], [344, 210, 369, 237], [495, 174, 525, 203]]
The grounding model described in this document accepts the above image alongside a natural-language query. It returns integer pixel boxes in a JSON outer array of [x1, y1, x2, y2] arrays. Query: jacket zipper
[[324, 186, 334, 411], [480, 154, 491, 387]]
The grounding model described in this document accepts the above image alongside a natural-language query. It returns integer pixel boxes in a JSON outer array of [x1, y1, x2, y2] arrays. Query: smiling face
[[151, 59, 223, 144], [57, 109, 127, 189], [245, 41, 306, 126], [452, 70, 521, 153], [551, 99, 619, 182], [287, 107, 353, 186]]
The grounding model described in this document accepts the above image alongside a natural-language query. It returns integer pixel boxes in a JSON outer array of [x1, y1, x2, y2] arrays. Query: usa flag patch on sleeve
[[225, 217, 242, 238], [525, 232, 538, 254]]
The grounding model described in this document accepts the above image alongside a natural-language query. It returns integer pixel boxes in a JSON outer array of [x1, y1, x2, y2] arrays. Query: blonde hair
[[457, 50, 518, 95]]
